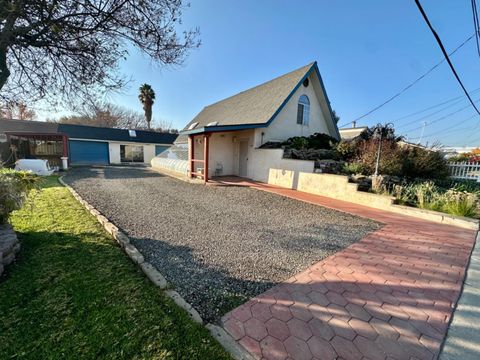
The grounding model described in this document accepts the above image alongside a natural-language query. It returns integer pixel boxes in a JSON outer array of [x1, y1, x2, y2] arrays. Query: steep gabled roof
[[181, 62, 339, 138]]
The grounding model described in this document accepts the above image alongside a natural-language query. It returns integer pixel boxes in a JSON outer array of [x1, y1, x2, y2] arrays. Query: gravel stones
[[65, 166, 380, 323]]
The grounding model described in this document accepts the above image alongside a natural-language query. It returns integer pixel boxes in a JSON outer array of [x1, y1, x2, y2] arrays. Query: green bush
[[281, 133, 338, 151], [334, 140, 358, 162], [342, 162, 365, 175], [402, 147, 449, 180], [390, 180, 479, 218], [0, 169, 40, 224]]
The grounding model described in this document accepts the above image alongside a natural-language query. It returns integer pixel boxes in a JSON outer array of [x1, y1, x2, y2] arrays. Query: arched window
[[297, 95, 310, 125]]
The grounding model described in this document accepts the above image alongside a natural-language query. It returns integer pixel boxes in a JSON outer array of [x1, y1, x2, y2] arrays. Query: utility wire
[[408, 114, 478, 140], [415, 0, 480, 116], [402, 98, 480, 133], [472, 0, 480, 57], [395, 97, 465, 130], [391, 87, 480, 122], [338, 33, 476, 128]]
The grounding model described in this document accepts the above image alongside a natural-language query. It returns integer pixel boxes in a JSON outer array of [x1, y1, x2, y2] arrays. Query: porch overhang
[[181, 123, 266, 136]]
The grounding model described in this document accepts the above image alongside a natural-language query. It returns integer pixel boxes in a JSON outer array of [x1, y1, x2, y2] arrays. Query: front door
[[239, 140, 248, 177]]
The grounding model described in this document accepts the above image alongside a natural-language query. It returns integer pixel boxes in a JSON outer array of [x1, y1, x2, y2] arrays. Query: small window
[[297, 95, 310, 125], [206, 121, 218, 127], [120, 145, 144, 163], [188, 122, 199, 130], [128, 130, 137, 137]]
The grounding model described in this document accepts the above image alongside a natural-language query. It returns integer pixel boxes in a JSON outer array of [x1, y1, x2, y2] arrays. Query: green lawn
[[0, 176, 230, 360]]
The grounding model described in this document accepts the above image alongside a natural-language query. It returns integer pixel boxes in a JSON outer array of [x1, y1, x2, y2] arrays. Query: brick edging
[[0, 223, 21, 277], [58, 176, 252, 360]]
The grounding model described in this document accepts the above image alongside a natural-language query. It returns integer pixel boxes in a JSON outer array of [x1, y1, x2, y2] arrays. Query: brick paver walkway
[[219, 180, 477, 360]]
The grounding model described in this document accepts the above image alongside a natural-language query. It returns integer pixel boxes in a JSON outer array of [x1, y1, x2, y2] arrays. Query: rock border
[[0, 223, 21, 277], [58, 176, 252, 360]]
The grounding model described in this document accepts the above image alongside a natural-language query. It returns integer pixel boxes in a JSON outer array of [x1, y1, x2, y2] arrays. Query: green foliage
[[402, 147, 449, 180], [335, 137, 449, 180], [390, 180, 479, 218], [289, 137, 309, 150], [1, 180, 230, 359], [0, 169, 40, 224], [334, 140, 358, 161], [342, 162, 365, 175], [357, 140, 404, 176], [282, 133, 338, 150]]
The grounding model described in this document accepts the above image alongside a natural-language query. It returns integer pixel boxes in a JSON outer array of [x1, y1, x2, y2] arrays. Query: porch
[[6, 132, 69, 167], [187, 130, 254, 183]]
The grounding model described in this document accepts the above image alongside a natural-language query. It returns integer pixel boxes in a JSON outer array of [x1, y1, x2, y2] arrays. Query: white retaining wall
[[249, 148, 315, 187]]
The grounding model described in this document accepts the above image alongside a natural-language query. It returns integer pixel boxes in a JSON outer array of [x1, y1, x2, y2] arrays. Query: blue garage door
[[155, 145, 169, 155], [69, 140, 109, 165]]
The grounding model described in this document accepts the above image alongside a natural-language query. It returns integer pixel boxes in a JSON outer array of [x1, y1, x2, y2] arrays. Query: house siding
[[254, 72, 332, 147]]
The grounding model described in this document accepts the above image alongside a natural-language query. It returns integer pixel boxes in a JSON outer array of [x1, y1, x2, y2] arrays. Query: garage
[[69, 140, 109, 165]]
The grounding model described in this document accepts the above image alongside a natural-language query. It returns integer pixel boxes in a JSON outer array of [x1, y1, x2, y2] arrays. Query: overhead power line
[[402, 97, 480, 133], [408, 114, 478, 140], [338, 33, 475, 129], [472, 0, 480, 57], [391, 88, 480, 122], [415, 0, 480, 116]]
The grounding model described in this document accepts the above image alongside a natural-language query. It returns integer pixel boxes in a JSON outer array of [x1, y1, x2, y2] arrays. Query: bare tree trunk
[[0, 47, 10, 92]]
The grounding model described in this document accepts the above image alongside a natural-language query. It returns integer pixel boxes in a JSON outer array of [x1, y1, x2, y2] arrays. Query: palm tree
[[138, 84, 155, 129]]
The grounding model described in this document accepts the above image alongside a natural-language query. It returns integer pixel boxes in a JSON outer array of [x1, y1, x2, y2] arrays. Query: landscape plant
[[389, 180, 479, 218], [0, 168, 39, 224]]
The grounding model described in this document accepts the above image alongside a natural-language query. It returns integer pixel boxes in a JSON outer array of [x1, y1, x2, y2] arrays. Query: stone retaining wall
[[0, 223, 20, 276]]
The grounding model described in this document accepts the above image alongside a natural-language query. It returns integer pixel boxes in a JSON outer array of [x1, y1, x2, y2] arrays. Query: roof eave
[[181, 123, 267, 135]]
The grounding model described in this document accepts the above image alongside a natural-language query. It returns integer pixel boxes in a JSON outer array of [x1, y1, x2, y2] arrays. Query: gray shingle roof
[[183, 62, 315, 131]]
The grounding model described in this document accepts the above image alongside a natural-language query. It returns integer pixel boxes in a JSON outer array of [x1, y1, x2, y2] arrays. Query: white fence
[[447, 162, 480, 181]]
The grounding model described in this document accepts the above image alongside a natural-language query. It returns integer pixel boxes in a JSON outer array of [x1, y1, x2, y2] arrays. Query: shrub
[[442, 190, 478, 217], [402, 147, 449, 180], [288, 137, 309, 150], [342, 162, 365, 175], [389, 180, 479, 218], [334, 140, 359, 162], [281, 133, 338, 151], [0, 169, 40, 224], [356, 139, 404, 176]]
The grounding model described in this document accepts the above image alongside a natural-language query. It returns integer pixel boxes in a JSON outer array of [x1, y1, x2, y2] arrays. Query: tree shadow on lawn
[[0, 230, 229, 360]]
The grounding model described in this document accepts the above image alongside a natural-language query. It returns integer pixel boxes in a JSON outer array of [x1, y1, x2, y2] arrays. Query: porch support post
[[203, 133, 210, 183], [188, 135, 194, 178], [62, 135, 69, 157]]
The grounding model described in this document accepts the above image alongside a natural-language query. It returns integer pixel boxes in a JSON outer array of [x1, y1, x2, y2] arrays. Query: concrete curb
[[440, 230, 480, 360], [58, 175, 251, 360]]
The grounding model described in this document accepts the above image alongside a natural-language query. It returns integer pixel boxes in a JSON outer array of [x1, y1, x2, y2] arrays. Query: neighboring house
[[339, 126, 368, 141], [152, 61, 340, 182], [0, 119, 177, 167]]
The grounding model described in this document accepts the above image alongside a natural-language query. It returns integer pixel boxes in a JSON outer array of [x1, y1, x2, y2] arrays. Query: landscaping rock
[[124, 243, 144, 264], [140, 262, 168, 289], [165, 290, 203, 324], [0, 223, 20, 275]]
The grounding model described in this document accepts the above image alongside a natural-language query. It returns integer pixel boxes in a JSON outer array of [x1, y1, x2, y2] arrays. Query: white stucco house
[[152, 61, 340, 183]]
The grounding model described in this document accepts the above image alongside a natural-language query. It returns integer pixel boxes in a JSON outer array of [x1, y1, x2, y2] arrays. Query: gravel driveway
[[65, 167, 380, 322]]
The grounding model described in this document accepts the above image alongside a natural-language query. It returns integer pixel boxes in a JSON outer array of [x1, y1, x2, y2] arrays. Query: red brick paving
[[220, 180, 477, 360]]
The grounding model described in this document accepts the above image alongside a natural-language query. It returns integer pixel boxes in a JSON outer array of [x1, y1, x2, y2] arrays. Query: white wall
[[108, 142, 163, 164], [249, 148, 315, 186], [253, 71, 336, 148], [190, 130, 254, 176]]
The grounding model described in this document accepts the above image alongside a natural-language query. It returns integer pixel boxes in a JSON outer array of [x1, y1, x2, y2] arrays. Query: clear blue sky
[[42, 0, 480, 146]]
